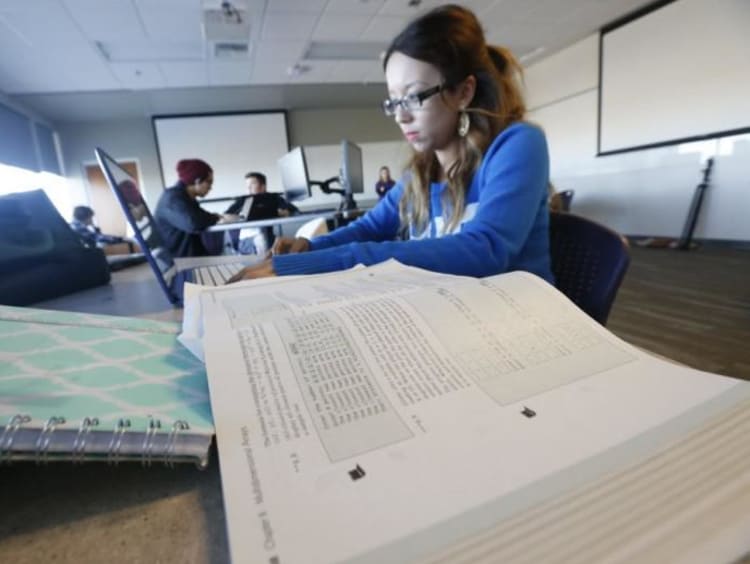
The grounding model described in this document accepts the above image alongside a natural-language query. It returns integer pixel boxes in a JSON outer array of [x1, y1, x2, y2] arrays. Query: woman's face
[[379, 168, 390, 181], [384, 52, 463, 155]]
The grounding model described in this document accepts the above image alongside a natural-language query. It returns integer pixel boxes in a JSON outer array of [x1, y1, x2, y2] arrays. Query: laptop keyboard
[[192, 263, 244, 286]]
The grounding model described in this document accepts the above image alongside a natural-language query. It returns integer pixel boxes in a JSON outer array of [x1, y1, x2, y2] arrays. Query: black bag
[[0, 190, 110, 306]]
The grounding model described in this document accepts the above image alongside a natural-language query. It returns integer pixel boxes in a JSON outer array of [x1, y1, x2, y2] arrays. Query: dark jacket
[[154, 182, 218, 258], [224, 192, 298, 217]]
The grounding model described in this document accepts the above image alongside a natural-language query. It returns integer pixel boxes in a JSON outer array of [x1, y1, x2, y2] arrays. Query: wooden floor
[[607, 244, 750, 381]]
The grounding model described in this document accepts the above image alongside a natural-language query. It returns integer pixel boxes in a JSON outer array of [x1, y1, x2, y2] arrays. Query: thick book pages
[[0, 306, 214, 467], [189, 261, 750, 563]]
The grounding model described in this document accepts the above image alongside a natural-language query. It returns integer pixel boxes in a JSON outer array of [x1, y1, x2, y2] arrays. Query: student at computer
[[225, 171, 299, 254], [154, 159, 238, 258], [228, 5, 552, 283], [225, 172, 298, 218]]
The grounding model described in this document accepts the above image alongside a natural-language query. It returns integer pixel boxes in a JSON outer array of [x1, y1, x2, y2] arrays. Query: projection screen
[[599, 0, 750, 155], [152, 111, 289, 200]]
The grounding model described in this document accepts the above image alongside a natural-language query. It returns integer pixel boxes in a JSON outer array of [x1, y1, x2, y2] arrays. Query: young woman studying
[[229, 4, 552, 283]]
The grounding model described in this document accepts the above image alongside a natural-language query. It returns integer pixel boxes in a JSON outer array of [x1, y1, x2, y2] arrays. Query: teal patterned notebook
[[0, 306, 214, 467]]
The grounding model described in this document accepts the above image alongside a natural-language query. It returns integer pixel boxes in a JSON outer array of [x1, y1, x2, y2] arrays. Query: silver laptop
[[95, 147, 254, 305]]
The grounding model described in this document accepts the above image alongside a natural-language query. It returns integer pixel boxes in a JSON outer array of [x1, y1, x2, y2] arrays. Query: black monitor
[[277, 146, 311, 202], [341, 140, 364, 196]]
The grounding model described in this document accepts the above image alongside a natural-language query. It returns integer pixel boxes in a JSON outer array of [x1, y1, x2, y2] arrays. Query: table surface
[[206, 207, 368, 232], [6, 261, 750, 564], [1, 264, 225, 563]]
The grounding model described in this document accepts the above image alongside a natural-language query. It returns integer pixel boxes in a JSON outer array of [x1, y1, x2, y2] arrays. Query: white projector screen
[[599, 0, 750, 155], [152, 111, 289, 200]]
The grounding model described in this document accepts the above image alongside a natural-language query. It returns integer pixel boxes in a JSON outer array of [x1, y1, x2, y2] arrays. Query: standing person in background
[[154, 159, 239, 258], [375, 166, 396, 200], [229, 4, 552, 283]]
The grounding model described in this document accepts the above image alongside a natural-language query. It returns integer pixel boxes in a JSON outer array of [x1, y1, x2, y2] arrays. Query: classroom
[[0, 1, 748, 562]]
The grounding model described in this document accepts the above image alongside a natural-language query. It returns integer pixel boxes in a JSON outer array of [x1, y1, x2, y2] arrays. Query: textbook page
[[200, 265, 743, 564], [180, 261, 468, 360]]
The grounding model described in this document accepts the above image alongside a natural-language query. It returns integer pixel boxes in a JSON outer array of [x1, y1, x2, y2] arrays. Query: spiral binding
[[72, 417, 100, 464], [0, 414, 31, 464], [165, 420, 190, 468], [141, 416, 162, 467], [107, 418, 132, 466], [0, 414, 197, 466], [35, 416, 66, 465]]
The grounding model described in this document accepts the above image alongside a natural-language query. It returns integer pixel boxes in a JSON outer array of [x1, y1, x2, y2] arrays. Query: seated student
[[69, 205, 125, 248], [226, 172, 298, 255], [228, 5, 552, 283], [153, 159, 238, 258], [375, 166, 396, 199]]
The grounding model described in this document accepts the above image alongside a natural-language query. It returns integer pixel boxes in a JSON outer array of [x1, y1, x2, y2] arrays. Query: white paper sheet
[[198, 261, 746, 564]]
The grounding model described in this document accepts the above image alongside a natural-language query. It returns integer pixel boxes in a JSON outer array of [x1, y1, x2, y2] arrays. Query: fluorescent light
[[304, 41, 387, 61]]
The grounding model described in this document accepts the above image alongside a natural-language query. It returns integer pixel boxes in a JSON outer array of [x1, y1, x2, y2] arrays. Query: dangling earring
[[457, 110, 470, 137]]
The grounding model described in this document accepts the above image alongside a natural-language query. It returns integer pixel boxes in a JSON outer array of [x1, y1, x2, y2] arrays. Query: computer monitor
[[341, 140, 364, 196], [277, 146, 310, 202]]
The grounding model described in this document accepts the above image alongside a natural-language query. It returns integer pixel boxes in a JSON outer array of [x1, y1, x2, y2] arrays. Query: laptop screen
[[94, 148, 175, 277]]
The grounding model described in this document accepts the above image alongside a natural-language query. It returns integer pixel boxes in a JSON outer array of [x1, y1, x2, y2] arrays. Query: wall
[[57, 119, 161, 209], [525, 35, 750, 241], [57, 106, 405, 211]]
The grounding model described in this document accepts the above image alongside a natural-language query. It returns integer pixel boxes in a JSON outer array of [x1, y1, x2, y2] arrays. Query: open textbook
[[192, 261, 750, 564]]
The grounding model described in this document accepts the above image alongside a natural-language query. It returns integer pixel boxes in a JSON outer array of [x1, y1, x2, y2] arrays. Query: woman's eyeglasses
[[382, 84, 443, 116]]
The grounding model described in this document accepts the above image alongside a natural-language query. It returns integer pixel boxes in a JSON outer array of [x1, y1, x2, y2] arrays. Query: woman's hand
[[271, 237, 310, 255], [226, 259, 276, 283]]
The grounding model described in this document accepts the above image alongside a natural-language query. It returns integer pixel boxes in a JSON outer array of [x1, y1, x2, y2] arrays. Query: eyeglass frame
[[381, 84, 444, 117]]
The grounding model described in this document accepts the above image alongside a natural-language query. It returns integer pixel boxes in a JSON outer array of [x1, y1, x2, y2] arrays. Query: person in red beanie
[[154, 158, 239, 257]]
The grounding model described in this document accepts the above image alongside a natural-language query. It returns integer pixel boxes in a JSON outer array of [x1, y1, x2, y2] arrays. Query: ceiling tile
[[0, 1, 88, 45], [135, 0, 204, 40], [325, 0, 386, 16], [265, 0, 328, 13], [360, 15, 406, 42], [209, 60, 252, 86], [254, 40, 308, 64], [378, 0, 443, 17], [250, 61, 294, 85], [313, 14, 372, 41], [110, 62, 167, 90], [327, 60, 382, 83], [261, 12, 318, 40], [98, 40, 205, 63], [0, 41, 118, 94], [159, 61, 210, 88], [64, 0, 147, 41], [289, 60, 336, 84]]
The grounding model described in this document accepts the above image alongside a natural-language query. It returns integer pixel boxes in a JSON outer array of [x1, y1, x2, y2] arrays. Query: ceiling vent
[[202, 1, 250, 56], [214, 41, 250, 59]]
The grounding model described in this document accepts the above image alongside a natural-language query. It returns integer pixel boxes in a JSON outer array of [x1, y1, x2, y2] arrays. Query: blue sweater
[[273, 122, 553, 282]]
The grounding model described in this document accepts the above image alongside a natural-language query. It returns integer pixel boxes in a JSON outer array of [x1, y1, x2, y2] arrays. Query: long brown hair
[[384, 5, 526, 234]]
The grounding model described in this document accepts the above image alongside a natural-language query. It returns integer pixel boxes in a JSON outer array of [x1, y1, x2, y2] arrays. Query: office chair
[[549, 189, 575, 212], [549, 211, 630, 325]]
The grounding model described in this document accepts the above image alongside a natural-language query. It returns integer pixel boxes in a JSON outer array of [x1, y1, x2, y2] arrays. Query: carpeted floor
[[607, 244, 750, 381]]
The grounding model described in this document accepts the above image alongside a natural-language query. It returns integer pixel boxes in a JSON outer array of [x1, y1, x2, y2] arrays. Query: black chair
[[549, 211, 630, 325], [0, 190, 110, 306], [549, 189, 574, 212]]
